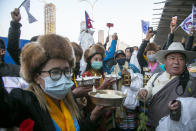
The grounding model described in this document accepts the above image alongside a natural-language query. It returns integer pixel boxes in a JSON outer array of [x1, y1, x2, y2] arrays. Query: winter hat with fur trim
[[144, 42, 159, 55], [84, 43, 106, 62], [71, 42, 83, 60], [20, 34, 75, 83]]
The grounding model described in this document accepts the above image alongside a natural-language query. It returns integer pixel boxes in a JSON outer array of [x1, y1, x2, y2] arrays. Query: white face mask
[[147, 54, 156, 62], [41, 75, 74, 100]]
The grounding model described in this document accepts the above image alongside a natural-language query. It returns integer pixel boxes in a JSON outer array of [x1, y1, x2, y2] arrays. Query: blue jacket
[[104, 40, 117, 61], [103, 40, 117, 73]]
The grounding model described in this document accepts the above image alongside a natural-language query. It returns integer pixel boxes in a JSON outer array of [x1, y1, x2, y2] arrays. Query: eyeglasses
[[40, 68, 73, 81]]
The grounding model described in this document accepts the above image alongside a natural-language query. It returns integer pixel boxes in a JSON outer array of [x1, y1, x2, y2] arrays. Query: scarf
[[148, 62, 158, 73], [73, 73, 78, 88], [45, 95, 75, 131]]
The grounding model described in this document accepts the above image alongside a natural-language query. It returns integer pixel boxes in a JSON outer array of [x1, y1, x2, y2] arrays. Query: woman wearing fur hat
[[137, 29, 164, 75], [0, 34, 107, 131], [82, 43, 116, 89], [81, 43, 116, 131]]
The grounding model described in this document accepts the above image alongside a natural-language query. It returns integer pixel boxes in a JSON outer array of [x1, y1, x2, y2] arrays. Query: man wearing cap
[[111, 50, 140, 74], [138, 42, 196, 129], [110, 50, 142, 130]]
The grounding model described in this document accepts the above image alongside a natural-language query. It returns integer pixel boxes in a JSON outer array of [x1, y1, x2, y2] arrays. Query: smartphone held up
[[148, 27, 157, 35], [172, 16, 177, 25]]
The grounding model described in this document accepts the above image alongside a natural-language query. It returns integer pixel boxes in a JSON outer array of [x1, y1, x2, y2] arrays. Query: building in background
[[116, 40, 130, 50], [44, 3, 56, 34], [98, 30, 104, 44]]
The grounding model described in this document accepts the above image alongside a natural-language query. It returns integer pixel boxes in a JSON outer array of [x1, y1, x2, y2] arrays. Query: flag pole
[[174, 25, 180, 32], [108, 27, 110, 37], [18, 0, 27, 9]]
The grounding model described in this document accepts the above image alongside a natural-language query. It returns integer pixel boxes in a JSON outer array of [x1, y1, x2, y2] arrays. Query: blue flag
[[21, 0, 37, 23], [141, 20, 149, 34]]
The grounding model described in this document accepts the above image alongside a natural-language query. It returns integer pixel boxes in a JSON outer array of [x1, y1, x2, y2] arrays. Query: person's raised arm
[[161, 20, 176, 50], [137, 29, 154, 68], [185, 27, 194, 51], [7, 8, 22, 65], [104, 33, 118, 61]]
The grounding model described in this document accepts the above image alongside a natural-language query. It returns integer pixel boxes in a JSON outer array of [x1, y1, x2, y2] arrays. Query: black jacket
[[161, 33, 174, 50], [0, 77, 99, 131], [7, 21, 22, 65], [137, 39, 149, 74], [185, 36, 194, 51], [0, 63, 20, 77], [161, 33, 194, 51]]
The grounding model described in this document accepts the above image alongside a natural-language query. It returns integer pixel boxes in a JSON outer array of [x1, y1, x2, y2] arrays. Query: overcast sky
[[0, 0, 164, 46]]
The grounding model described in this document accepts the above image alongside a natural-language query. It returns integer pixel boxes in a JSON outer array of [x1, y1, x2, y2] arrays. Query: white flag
[[21, 0, 37, 23], [192, 4, 196, 26], [180, 13, 193, 34]]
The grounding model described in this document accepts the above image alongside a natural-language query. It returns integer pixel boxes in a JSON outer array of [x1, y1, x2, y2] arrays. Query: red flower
[[107, 23, 114, 28]]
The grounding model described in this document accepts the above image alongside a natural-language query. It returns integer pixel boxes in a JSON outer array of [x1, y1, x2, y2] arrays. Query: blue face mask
[[116, 58, 126, 65], [91, 61, 103, 70], [41, 75, 74, 100], [147, 54, 156, 62]]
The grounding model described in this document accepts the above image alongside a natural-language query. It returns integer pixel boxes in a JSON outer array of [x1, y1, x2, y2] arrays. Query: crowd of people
[[0, 8, 196, 131]]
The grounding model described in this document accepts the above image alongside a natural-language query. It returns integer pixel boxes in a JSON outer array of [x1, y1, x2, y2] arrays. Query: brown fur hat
[[84, 43, 106, 62], [20, 34, 75, 83], [144, 42, 159, 55], [71, 42, 83, 60]]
